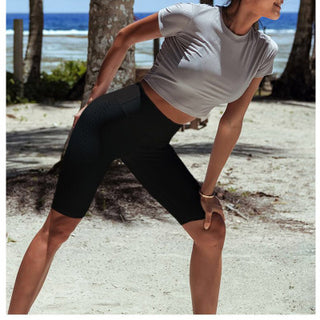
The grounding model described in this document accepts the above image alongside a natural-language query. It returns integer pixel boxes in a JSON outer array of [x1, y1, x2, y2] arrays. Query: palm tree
[[24, 0, 43, 84], [82, 0, 135, 107], [272, 0, 315, 101]]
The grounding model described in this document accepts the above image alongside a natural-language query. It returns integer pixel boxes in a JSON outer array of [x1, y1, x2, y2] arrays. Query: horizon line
[[6, 10, 299, 14]]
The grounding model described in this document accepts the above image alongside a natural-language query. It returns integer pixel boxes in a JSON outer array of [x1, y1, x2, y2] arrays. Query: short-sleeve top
[[142, 2, 279, 118]]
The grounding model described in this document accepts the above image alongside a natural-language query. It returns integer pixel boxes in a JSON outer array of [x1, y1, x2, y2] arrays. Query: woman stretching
[[8, 0, 280, 314]]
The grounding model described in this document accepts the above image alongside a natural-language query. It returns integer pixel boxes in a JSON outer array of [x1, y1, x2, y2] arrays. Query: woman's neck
[[221, 2, 260, 36]]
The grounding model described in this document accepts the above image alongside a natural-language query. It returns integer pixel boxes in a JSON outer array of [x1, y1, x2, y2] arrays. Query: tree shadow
[[7, 126, 293, 178], [173, 142, 286, 158], [6, 162, 174, 224], [252, 95, 315, 109], [6, 127, 70, 176], [6, 127, 69, 155]]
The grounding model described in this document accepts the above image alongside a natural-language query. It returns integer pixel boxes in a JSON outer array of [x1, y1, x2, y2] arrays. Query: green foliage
[[6, 60, 87, 105], [47, 60, 87, 86], [6, 72, 29, 105], [6, 234, 16, 243], [241, 191, 251, 197], [227, 186, 237, 193]]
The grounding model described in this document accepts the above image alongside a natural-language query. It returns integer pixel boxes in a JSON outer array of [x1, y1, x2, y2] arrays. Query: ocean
[[6, 10, 301, 76]]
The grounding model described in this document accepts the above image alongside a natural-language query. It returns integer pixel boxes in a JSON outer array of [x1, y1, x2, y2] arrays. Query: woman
[[8, 0, 281, 314]]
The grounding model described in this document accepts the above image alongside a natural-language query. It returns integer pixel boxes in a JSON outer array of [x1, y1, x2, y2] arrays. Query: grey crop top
[[143, 2, 279, 118]]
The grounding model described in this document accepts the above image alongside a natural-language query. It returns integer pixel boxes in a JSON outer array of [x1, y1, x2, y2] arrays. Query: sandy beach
[[6, 96, 315, 314]]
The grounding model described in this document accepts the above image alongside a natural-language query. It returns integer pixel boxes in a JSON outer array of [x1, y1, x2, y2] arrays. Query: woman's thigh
[[63, 83, 144, 163], [51, 83, 146, 218], [121, 143, 206, 226]]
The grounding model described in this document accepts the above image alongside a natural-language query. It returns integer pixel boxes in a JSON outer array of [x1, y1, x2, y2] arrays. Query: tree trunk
[[310, 33, 315, 84], [49, 0, 135, 174], [200, 0, 213, 5], [24, 0, 43, 84], [82, 0, 135, 107], [272, 0, 315, 101], [309, 4, 315, 94]]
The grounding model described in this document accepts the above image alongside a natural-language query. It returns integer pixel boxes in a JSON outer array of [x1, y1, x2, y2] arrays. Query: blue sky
[[6, 0, 300, 13]]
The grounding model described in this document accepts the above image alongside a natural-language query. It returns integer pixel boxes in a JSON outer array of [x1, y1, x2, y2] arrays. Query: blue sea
[[6, 10, 300, 76]]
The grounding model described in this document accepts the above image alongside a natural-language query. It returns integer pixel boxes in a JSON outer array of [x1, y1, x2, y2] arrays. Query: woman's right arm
[[72, 13, 162, 128], [88, 12, 161, 104]]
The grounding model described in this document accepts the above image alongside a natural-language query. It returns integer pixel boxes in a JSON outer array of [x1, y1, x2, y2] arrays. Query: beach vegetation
[[6, 74, 30, 104], [19, 116, 28, 122], [7, 234, 17, 243], [6, 60, 87, 105], [241, 191, 251, 197], [45, 60, 87, 88]]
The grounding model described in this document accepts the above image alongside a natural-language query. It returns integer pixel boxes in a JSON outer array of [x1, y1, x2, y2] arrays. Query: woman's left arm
[[200, 77, 263, 228]]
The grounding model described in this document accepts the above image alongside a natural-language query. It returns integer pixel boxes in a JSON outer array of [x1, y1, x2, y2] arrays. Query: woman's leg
[[8, 209, 82, 314], [8, 152, 112, 314], [121, 143, 226, 314], [182, 215, 226, 314], [8, 83, 143, 314]]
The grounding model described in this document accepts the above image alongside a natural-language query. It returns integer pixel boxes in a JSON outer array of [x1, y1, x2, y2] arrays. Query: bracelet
[[199, 190, 215, 199]]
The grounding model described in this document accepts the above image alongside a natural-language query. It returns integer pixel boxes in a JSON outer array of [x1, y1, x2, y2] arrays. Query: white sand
[[6, 98, 315, 314]]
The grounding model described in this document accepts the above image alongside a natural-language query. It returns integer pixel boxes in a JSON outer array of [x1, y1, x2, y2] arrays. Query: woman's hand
[[200, 192, 224, 230], [72, 103, 88, 129]]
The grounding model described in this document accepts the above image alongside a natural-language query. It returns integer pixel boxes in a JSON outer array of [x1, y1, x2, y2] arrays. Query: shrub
[[6, 72, 30, 104], [6, 60, 87, 105]]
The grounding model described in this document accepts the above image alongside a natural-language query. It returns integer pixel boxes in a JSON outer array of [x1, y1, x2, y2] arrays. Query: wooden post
[[153, 38, 159, 62], [13, 19, 24, 97]]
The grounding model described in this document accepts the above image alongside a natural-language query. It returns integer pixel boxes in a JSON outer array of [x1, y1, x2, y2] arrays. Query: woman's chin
[[263, 13, 281, 21]]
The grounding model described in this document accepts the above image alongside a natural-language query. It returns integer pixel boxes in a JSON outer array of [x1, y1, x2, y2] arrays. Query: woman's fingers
[[200, 196, 224, 230], [203, 207, 224, 230], [203, 211, 212, 230], [72, 104, 88, 128], [215, 207, 225, 222], [72, 116, 78, 128], [213, 203, 225, 223], [72, 114, 81, 128]]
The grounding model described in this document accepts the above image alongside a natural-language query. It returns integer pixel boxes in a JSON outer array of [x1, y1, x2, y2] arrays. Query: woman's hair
[[222, 0, 236, 7]]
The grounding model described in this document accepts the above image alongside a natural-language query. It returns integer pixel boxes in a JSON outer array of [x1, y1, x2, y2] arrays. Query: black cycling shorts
[[51, 81, 206, 225]]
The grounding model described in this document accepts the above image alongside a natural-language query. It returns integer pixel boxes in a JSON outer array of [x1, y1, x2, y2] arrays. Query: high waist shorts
[[51, 81, 206, 225]]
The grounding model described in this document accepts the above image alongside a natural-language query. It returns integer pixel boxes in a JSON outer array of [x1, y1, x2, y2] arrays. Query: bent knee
[[184, 214, 226, 250], [48, 226, 72, 245], [44, 209, 81, 246]]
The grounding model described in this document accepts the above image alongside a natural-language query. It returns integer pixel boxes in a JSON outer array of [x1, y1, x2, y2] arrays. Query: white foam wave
[[7, 28, 295, 36], [6, 29, 88, 36], [259, 29, 296, 34]]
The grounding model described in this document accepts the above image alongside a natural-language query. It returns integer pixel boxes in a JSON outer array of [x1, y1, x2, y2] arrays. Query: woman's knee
[[182, 214, 226, 250], [43, 209, 81, 248]]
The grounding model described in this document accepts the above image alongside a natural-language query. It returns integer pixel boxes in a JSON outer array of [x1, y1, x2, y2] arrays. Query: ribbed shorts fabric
[[51, 81, 206, 225]]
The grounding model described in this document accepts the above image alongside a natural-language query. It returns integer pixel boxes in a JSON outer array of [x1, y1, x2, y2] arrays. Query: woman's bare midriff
[[141, 79, 196, 125]]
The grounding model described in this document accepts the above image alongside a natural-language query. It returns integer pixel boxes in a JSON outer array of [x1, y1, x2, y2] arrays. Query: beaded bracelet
[[199, 190, 215, 199]]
